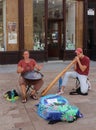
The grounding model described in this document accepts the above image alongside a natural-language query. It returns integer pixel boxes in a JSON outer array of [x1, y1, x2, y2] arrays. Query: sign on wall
[[87, 8, 95, 16], [8, 22, 17, 44]]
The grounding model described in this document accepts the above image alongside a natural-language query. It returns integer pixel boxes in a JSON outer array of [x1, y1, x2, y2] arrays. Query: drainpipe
[[18, 0, 24, 50], [45, 0, 48, 61]]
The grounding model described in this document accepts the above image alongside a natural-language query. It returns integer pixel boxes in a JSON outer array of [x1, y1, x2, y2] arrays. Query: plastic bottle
[[58, 77, 62, 92], [11, 90, 15, 102]]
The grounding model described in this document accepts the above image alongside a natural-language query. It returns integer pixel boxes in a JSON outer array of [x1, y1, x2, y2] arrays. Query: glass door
[[65, 0, 76, 50], [48, 20, 63, 58], [47, 0, 63, 59], [86, 1, 96, 60], [87, 2, 96, 49]]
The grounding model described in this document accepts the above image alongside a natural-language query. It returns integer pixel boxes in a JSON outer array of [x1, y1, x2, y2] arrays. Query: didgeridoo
[[41, 59, 76, 96]]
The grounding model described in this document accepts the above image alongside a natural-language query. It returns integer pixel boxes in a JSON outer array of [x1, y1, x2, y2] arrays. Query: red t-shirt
[[75, 56, 90, 75], [18, 59, 36, 73]]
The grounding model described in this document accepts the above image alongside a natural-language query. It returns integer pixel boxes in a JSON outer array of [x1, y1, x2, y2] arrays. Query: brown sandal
[[30, 94, 38, 100], [22, 96, 27, 103]]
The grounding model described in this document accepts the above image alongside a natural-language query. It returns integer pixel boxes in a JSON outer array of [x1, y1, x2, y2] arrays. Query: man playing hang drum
[[17, 50, 44, 103]]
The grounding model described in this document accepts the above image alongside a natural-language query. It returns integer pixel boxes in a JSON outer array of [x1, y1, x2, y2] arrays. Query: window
[[66, 0, 76, 50], [48, 0, 63, 19], [33, 0, 45, 51]]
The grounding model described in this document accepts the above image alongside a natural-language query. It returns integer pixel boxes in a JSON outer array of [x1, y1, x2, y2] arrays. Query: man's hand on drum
[[35, 64, 43, 71]]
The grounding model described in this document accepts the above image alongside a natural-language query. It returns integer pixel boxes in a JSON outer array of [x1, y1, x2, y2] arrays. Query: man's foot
[[69, 87, 88, 96], [56, 89, 64, 95], [69, 91, 88, 96], [30, 94, 38, 100], [22, 97, 27, 103], [69, 91, 79, 95]]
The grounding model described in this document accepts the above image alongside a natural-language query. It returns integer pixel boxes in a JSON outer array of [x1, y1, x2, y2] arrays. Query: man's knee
[[19, 76, 27, 86], [81, 89, 88, 94], [80, 87, 88, 95], [76, 87, 88, 95]]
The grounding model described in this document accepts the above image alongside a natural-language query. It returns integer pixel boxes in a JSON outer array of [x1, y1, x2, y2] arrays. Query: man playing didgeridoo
[[57, 48, 91, 96]]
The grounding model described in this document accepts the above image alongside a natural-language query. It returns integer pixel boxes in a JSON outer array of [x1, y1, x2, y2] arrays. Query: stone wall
[[75, 1, 83, 48], [24, 0, 33, 50], [6, 0, 33, 51], [6, 0, 19, 51]]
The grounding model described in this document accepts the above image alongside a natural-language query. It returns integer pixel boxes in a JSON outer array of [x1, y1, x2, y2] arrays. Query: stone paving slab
[[0, 60, 96, 130]]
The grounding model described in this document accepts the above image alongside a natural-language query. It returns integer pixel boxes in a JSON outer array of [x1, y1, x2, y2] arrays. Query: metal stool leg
[[26, 85, 34, 94], [87, 78, 91, 90], [71, 77, 80, 91], [76, 77, 80, 89]]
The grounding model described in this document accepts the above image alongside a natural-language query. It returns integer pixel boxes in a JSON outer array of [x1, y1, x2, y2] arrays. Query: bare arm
[[34, 64, 43, 71], [17, 66, 24, 73], [75, 56, 87, 72]]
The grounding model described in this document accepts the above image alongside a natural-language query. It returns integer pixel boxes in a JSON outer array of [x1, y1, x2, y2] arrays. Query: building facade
[[0, 0, 96, 64]]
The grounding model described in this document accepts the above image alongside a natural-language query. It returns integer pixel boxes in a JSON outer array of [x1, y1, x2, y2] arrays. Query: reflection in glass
[[48, 0, 63, 19], [33, 0, 45, 51], [66, 0, 76, 50], [47, 0, 63, 47], [47, 22, 58, 46]]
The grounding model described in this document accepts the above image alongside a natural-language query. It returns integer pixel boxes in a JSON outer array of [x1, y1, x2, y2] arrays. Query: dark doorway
[[47, 19, 63, 60], [87, 3, 96, 49], [86, 1, 96, 60]]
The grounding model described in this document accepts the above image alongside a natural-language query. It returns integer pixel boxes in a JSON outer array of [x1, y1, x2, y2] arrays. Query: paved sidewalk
[[0, 60, 96, 130]]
